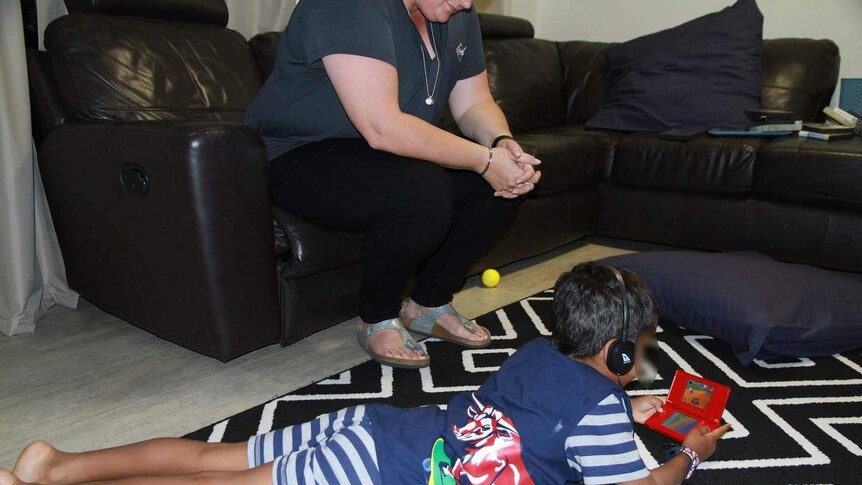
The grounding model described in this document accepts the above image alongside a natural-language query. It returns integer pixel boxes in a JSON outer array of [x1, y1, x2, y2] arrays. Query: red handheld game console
[[644, 370, 731, 442]]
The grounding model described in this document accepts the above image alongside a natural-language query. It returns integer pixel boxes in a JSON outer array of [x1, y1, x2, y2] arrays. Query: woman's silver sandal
[[357, 318, 430, 369], [400, 302, 491, 349]]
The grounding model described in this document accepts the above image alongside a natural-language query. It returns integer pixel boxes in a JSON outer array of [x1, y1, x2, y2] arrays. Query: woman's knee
[[396, 162, 454, 225]]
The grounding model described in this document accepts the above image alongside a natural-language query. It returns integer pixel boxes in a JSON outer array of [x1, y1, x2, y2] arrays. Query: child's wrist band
[[678, 447, 700, 479]]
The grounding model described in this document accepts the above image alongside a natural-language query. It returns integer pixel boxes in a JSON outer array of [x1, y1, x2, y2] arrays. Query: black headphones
[[606, 266, 636, 376]]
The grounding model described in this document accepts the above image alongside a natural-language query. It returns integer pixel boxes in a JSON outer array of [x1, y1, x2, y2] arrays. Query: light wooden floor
[[0, 237, 662, 468]]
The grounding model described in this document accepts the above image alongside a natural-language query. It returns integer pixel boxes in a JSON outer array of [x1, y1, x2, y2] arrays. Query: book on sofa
[[798, 130, 855, 141]]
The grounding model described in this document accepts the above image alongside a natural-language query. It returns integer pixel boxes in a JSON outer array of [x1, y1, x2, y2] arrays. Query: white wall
[[475, 0, 507, 14], [519, 0, 861, 105]]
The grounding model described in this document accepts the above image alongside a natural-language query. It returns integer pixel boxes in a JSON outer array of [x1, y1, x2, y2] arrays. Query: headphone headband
[[606, 266, 635, 376], [609, 267, 630, 343]]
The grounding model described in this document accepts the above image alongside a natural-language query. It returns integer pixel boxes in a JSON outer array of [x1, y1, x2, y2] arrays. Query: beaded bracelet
[[663, 445, 699, 480], [680, 447, 699, 479]]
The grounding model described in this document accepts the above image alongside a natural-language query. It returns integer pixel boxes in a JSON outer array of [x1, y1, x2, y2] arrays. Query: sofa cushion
[[272, 207, 362, 278], [755, 136, 862, 210], [586, 0, 763, 132], [761, 39, 840, 122], [44, 13, 261, 122], [600, 250, 862, 365], [515, 126, 622, 196], [484, 38, 565, 133], [607, 133, 766, 194]]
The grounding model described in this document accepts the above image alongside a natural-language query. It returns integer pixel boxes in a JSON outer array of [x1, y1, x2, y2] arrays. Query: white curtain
[[0, 1, 78, 337], [225, 0, 297, 39], [37, 0, 297, 44]]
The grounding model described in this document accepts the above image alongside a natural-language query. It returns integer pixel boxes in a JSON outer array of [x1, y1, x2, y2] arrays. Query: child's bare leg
[[81, 464, 274, 485], [1, 469, 25, 485], [12, 439, 248, 484], [1, 464, 273, 485]]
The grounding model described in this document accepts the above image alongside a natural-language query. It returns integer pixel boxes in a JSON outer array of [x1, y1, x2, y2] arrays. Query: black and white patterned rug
[[187, 290, 862, 484]]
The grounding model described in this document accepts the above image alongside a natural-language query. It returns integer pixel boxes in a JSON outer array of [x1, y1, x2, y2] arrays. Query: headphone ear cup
[[607, 339, 636, 376], [606, 341, 622, 375]]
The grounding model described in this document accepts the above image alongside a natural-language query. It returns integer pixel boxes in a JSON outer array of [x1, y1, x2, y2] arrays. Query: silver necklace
[[419, 22, 440, 106]]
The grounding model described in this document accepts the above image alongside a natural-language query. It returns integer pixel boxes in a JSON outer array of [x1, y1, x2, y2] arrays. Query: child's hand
[[683, 423, 733, 461], [631, 395, 666, 424]]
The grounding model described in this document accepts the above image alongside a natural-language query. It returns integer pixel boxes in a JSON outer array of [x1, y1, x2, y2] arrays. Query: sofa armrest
[[761, 39, 840, 122], [38, 121, 280, 360]]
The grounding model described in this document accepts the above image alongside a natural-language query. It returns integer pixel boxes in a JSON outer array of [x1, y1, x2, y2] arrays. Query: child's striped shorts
[[246, 405, 381, 484]]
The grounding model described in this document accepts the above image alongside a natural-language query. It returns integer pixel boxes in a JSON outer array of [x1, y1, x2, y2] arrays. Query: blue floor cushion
[[599, 251, 862, 365]]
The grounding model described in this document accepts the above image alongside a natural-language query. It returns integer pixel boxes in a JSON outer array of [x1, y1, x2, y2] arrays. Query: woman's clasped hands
[[482, 139, 542, 199]]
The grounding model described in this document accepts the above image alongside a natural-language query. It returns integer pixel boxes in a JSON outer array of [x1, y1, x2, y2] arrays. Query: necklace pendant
[[425, 96, 434, 106]]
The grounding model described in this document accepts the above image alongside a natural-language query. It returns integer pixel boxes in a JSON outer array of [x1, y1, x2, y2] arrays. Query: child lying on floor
[[2, 263, 730, 485]]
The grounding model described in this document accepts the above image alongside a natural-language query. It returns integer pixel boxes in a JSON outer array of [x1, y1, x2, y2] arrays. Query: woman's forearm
[[454, 99, 512, 147], [370, 112, 489, 172]]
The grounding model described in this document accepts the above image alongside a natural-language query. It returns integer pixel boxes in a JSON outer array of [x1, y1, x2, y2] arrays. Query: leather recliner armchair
[[29, 0, 280, 360]]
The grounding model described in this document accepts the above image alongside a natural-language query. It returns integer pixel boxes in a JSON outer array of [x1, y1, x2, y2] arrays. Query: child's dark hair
[[551, 262, 659, 358]]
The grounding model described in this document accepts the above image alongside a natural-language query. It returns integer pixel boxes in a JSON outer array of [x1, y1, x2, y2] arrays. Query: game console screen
[[661, 412, 700, 435], [681, 379, 713, 410]]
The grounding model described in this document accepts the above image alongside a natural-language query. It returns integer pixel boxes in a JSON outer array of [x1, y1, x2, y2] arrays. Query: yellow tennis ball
[[482, 269, 501, 288]]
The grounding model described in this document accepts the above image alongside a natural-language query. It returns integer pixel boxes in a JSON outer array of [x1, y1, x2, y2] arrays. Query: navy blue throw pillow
[[586, 0, 764, 132], [598, 251, 862, 365]]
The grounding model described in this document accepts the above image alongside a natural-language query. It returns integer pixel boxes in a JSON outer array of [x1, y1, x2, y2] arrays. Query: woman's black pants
[[269, 138, 518, 323]]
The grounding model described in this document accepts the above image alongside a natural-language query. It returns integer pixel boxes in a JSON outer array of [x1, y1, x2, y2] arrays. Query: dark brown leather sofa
[[28, 1, 862, 361]]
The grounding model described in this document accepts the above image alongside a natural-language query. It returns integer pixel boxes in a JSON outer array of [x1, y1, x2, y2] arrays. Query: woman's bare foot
[[357, 322, 428, 362], [12, 442, 59, 484], [402, 299, 489, 342], [0, 469, 26, 485]]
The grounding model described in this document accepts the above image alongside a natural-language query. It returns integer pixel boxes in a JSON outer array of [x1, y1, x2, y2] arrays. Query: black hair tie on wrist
[[660, 444, 682, 463], [492, 134, 515, 148]]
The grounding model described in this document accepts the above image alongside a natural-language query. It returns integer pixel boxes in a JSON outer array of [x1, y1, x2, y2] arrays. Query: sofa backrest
[[249, 14, 839, 130], [483, 36, 566, 133], [36, 5, 839, 131], [43, 0, 261, 123], [561, 38, 840, 124], [479, 15, 566, 133], [559, 41, 613, 126], [248, 32, 281, 81]]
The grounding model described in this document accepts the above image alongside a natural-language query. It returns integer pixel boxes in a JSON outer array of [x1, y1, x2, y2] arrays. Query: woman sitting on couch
[[245, 0, 542, 368]]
